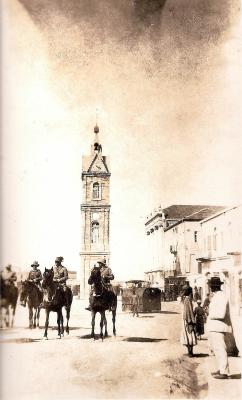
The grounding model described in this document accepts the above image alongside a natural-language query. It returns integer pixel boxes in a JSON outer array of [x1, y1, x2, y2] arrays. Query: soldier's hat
[[55, 256, 63, 262], [31, 261, 39, 267], [97, 258, 106, 266], [6, 264, 12, 270], [208, 276, 224, 288]]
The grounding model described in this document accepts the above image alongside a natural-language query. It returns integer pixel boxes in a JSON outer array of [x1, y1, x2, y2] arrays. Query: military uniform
[[21, 261, 42, 307], [86, 259, 114, 311], [53, 265, 68, 286], [28, 269, 42, 286], [100, 265, 114, 288]]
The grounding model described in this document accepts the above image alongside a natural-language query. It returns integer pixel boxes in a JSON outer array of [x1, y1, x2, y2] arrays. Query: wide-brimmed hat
[[55, 256, 63, 262], [6, 264, 12, 270], [31, 261, 39, 267], [208, 276, 224, 287]]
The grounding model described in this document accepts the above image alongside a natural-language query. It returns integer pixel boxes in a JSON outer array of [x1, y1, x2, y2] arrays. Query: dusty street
[[1, 299, 210, 400]]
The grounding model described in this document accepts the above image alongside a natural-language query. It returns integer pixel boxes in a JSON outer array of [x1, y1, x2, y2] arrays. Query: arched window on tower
[[93, 182, 100, 199], [91, 221, 99, 243]]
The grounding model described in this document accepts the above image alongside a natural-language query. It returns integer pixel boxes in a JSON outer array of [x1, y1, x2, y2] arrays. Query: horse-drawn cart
[[122, 281, 161, 313]]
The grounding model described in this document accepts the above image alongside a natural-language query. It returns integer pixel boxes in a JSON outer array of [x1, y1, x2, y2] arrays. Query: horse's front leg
[[100, 312, 104, 341], [36, 307, 40, 328], [33, 307, 37, 328], [91, 311, 96, 339], [65, 306, 70, 335], [29, 306, 33, 329], [57, 311, 62, 338], [10, 305, 16, 328], [104, 313, 108, 337], [44, 309, 50, 339], [112, 309, 116, 336], [60, 310, 64, 336]]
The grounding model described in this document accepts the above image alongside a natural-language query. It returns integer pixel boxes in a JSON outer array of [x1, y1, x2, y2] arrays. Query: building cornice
[[81, 204, 111, 210], [82, 172, 111, 178], [80, 251, 110, 256]]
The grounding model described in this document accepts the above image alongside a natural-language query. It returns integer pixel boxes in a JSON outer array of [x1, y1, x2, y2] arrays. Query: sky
[[1, 0, 242, 280]]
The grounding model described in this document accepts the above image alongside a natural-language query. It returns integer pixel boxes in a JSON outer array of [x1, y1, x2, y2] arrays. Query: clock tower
[[80, 125, 111, 297]]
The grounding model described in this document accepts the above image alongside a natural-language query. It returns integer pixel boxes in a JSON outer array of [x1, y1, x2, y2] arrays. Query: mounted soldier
[[28, 261, 42, 288], [1, 264, 17, 287], [53, 256, 68, 290], [99, 258, 114, 290], [21, 261, 42, 307], [86, 258, 115, 311]]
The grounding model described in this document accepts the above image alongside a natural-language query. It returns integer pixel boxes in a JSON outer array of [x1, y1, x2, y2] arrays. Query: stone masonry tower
[[80, 125, 111, 297]]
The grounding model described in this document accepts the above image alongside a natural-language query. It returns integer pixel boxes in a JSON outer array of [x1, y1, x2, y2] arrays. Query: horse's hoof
[[44, 337, 48, 340], [104, 333, 108, 338]]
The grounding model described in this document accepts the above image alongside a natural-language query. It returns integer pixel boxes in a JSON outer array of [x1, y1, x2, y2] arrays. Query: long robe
[[180, 296, 197, 347]]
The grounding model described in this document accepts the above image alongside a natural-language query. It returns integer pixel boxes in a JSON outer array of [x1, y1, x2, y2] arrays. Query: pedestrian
[[181, 281, 193, 301], [180, 286, 197, 357], [202, 293, 210, 323], [207, 276, 232, 379], [131, 288, 139, 317], [193, 286, 201, 303], [194, 300, 205, 340]]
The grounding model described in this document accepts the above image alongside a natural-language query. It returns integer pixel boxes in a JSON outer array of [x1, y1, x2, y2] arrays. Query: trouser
[[209, 331, 229, 375]]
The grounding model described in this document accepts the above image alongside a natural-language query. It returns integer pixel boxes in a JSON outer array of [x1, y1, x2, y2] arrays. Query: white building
[[145, 205, 225, 290], [197, 205, 242, 354]]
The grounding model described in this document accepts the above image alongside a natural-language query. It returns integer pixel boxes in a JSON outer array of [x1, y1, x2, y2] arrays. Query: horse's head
[[42, 268, 54, 289], [20, 280, 29, 302], [88, 265, 101, 286]]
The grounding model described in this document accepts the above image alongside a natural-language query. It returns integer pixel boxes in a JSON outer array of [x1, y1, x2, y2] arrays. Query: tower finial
[[94, 108, 99, 133]]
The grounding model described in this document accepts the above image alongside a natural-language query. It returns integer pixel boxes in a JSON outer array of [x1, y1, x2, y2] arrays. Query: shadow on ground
[[0, 338, 41, 344], [192, 353, 210, 358], [123, 337, 167, 343], [229, 373, 241, 379]]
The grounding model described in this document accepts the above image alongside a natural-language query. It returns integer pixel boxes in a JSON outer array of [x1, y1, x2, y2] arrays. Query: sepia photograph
[[1, 1, 242, 399]]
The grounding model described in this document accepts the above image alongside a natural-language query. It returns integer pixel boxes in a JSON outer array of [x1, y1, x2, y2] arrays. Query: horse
[[88, 266, 117, 340], [42, 268, 73, 339], [20, 280, 43, 329], [0, 277, 19, 328]]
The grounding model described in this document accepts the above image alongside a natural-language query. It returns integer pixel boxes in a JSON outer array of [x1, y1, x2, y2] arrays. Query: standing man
[[131, 288, 139, 317], [207, 276, 232, 379]]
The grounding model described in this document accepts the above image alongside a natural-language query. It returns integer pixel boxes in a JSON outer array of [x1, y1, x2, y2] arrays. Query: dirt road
[[0, 299, 209, 400]]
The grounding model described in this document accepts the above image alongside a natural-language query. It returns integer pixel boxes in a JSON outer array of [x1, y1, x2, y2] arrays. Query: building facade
[[198, 205, 242, 354], [80, 125, 111, 298], [145, 205, 225, 289]]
